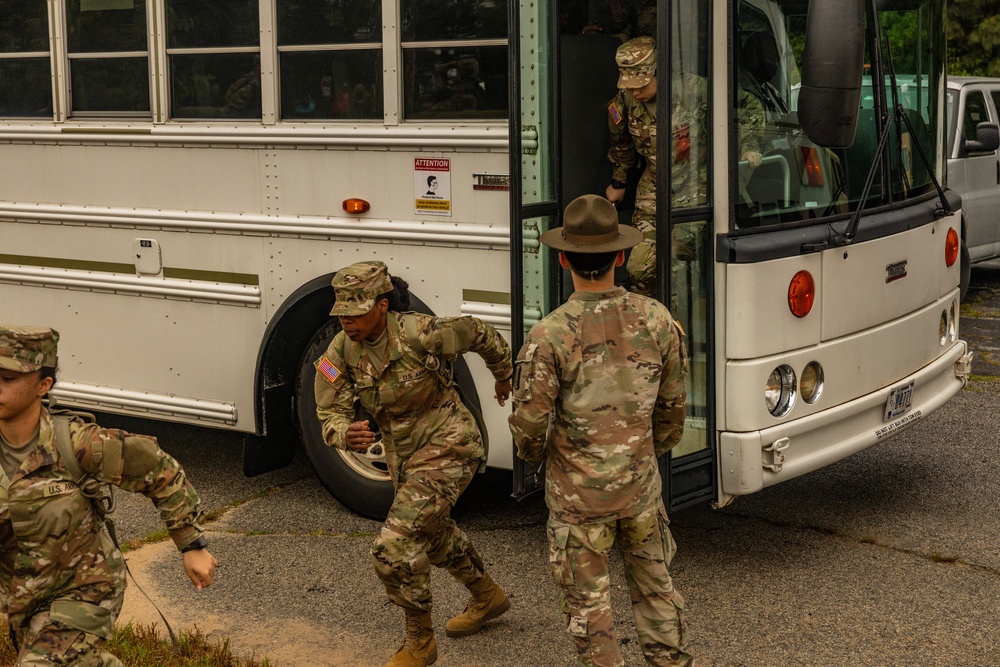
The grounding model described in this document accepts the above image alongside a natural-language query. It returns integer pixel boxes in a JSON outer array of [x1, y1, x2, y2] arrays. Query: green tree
[[947, 0, 1000, 76]]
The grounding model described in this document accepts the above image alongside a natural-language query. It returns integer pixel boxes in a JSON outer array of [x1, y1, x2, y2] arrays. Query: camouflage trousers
[[623, 169, 704, 302], [11, 602, 122, 667], [546, 500, 692, 667], [371, 463, 486, 611]]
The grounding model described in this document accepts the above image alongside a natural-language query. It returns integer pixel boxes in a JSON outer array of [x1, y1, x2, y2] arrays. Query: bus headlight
[[800, 362, 824, 404], [765, 365, 796, 417], [939, 310, 949, 347]]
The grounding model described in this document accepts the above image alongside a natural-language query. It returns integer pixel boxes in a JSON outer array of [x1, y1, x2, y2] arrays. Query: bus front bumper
[[719, 340, 970, 498]]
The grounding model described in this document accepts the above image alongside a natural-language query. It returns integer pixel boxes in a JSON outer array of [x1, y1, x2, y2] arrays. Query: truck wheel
[[295, 318, 394, 520]]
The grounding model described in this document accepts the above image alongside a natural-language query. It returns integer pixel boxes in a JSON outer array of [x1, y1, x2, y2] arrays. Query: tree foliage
[[948, 0, 1000, 76]]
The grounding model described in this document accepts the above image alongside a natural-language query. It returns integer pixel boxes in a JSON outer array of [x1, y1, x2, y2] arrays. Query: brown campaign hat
[[329, 261, 394, 316], [539, 195, 643, 253], [0, 325, 59, 372], [616, 36, 656, 89]]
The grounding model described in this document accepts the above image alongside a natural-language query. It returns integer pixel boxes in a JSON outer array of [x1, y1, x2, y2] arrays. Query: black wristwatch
[[610, 179, 627, 190], [181, 536, 207, 553]]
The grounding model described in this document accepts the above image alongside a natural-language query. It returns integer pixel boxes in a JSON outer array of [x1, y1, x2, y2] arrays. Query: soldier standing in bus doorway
[[0, 326, 217, 667], [606, 36, 762, 298], [313, 261, 513, 667], [509, 195, 692, 667]]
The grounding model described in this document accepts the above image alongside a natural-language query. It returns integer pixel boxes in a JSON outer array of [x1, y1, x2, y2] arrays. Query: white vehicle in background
[[946, 76, 1000, 295]]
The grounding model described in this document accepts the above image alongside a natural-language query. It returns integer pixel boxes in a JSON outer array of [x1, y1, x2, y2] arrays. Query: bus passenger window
[[401, 0, 509, 120], [0, 1, 52, 118]]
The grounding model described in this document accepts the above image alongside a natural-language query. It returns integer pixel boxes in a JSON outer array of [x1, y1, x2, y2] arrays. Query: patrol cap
[[616, 36, 656, 89], [539, 194, 643, 253], [329, 261, 394, 316], [0, 325, 59, 373]]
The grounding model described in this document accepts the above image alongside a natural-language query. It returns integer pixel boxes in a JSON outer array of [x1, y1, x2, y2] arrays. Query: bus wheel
[[295, 318, 395, 520], [959, 238, 971, 302]]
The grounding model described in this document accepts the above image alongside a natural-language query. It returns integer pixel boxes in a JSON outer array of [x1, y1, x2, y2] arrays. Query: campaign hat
[[539, 194, 643, 253]]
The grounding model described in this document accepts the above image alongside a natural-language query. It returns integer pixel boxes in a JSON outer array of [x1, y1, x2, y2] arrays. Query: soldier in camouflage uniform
[[314, 261, 513, 667], [581, 0, 656, 41], [508, 195, 692, 667], [606, 36, 763, 297], [0, 326, 216, 667]]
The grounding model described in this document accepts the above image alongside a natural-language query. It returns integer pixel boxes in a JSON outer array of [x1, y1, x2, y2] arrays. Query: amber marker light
[[945, 228, 959, 267], [788, 270, 815, 318], [343, 198, 371, 214]]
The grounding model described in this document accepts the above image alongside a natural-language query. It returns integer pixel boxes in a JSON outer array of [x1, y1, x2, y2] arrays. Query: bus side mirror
[[964, 122, 1000, 154], [797, 0, 865, 148]]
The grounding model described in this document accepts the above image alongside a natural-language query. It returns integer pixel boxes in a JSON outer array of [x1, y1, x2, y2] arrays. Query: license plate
[[884, 380, 914, 421]]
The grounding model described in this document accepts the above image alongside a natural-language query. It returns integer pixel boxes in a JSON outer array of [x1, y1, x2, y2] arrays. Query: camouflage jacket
[[508, 287, 687, 524], [0, 409, 205, 635], [315, 312, 512, 492]]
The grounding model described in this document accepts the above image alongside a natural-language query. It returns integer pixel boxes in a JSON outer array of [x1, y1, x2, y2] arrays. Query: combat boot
[[386, 608, 437, 667], [445, 572, 511, 637]]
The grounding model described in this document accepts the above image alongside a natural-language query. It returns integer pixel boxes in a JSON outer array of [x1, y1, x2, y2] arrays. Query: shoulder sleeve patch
[[316, 356, 342, 384], [608, 101, 623, 125]]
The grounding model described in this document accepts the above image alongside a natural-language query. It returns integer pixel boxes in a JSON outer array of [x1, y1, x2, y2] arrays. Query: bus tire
[[959, 237, 971, 302], [295, 318, 395, 520]]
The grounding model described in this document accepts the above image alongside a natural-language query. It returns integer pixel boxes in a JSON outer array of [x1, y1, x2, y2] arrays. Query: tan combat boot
[[445, 572, 511, 637], [386, 608, 437, 667]]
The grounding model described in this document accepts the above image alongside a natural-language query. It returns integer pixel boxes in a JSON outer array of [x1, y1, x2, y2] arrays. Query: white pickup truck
[[947, 76, 1000, 297]]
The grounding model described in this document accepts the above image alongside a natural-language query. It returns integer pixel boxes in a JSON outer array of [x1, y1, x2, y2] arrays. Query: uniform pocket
[[657, 504, 678, 568], [512, 343, 537, 402], [49, 599, 114, 640], [546, 523, 574, 587]]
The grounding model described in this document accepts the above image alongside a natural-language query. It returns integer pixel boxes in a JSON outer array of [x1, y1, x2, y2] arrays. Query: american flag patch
[[608, 101, 622, 125], [317, 357, 341, 383]]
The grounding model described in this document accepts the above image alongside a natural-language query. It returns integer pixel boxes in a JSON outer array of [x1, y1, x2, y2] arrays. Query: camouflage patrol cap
[[329, 261, 394, 316], [0, 325, 59, 372], [540, 194, 643, 253], [616, 36, 656, 89]]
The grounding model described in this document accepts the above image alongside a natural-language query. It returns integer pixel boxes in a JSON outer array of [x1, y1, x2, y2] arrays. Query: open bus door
[[509, 0, 716, 512]]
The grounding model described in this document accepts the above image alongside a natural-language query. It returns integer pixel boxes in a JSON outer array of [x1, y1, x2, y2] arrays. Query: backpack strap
[[53, 415, 87, 484]]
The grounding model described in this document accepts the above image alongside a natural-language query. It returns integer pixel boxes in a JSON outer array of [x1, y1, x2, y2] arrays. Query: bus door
[[509, 0, 716, 511]]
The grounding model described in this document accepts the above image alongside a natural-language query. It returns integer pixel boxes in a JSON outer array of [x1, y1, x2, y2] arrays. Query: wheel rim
[[334, 438, 391, 482]]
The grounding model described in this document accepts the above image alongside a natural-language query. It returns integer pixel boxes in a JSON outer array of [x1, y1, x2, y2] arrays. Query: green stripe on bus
[[162, 268, 259, 285], [0, 253, 134, 274], [0, 254, 259, 286], [462, 289, 511, 305]]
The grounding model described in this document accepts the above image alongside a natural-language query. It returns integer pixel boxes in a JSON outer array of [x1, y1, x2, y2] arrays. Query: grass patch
[[0, 618, 275, 667]]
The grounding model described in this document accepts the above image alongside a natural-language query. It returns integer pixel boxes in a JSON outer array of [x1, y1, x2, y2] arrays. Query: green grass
[[0, 618, 275, 667]]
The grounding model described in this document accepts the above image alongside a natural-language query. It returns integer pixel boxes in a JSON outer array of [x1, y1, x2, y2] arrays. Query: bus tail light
[[788, 270, 815, 318], [343, 198, 371, 214], [800, 147, 825, 187], [944, 228, 959, 267]]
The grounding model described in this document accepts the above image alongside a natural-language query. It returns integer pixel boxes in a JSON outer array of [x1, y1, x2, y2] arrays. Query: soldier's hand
[[605, 185, 625, 204], [183, 549, 218, 590], [494, 379, 512, 407], [345, 420, 376, 451], [742, 150, 762, 169]]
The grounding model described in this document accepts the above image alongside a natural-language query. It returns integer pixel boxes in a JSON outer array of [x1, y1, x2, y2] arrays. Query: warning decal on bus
[[414, 157, 452, 216]]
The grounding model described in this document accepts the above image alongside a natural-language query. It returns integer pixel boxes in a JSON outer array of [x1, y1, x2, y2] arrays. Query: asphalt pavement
[[104, 261, 1000, 667]]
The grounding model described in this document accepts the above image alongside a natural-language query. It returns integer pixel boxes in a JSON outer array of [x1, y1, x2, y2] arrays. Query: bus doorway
[[510, 0, 717, 512]]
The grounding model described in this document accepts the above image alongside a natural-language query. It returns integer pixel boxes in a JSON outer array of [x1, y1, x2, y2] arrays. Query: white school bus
[[0, 0, 969, 518]]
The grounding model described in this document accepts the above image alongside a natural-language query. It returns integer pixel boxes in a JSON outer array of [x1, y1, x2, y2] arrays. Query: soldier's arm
[[76, 422, 205, 551], [507, 334, 559, 463], [314, 333, 357, 450], [738, 89, 765, 159], [608, 91, 636, 183], [416, 315, 513, 382], [651, 308, 688, 457]]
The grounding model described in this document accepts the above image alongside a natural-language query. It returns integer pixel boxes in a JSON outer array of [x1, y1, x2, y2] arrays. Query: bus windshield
[[735, 0, 945, 231]]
